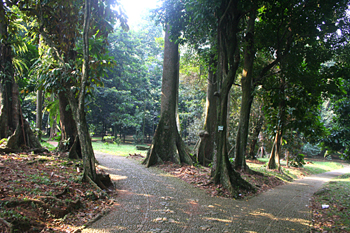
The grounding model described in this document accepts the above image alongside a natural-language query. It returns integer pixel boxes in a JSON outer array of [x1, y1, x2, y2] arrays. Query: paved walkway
[[82, 152, 350, 233]]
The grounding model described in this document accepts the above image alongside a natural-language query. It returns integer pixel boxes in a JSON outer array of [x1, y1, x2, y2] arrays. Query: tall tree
[[194, 55, 217, 166], [65, 0, 97, 181], [143, 26, 193, 166], [263, 0, 349, 169], [161, 0, 255, 196], [234, 9, 257, 170], [211, 0, 255, 197]]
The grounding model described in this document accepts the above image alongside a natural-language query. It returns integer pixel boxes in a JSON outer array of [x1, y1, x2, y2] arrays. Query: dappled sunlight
[[97, 165, 122, 172], [302, 176, 333, 182], [87, 226, 127, 231], [116, 189, 154, 198], [203, 217, 231, 223], [109, 173, 127, 181], [187, 199, 199, 205], [249, 210, 310, 227], [158, 173, 176, 178]]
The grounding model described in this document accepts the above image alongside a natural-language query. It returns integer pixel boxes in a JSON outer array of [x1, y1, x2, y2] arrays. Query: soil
[[0, 152, 117, 232]]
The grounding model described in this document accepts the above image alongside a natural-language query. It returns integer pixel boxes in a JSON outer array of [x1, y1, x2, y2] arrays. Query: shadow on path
[[82, 152, 350, 233]]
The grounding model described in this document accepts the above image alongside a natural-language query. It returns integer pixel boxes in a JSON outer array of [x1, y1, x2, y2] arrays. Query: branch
[[218, 0, 233, 27]]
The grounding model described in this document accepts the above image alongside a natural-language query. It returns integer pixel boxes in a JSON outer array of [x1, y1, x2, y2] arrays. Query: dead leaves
[[158, 162, 284, 199], [0, 152, 116, 232]]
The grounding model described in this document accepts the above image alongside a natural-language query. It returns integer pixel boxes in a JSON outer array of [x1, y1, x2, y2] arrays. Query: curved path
[[83, 152, 350, 233]]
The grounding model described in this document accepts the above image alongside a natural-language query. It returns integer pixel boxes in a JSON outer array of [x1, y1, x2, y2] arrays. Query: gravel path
[[82, 152, 350, 233]]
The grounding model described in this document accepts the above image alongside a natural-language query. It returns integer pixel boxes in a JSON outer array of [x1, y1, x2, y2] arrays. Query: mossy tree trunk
[[143, 27, 193, 167]]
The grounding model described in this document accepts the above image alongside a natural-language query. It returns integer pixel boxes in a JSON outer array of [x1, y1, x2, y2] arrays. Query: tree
[[65, 0, 97, 181], [210, 0, 255, 197], [0, 1, 42, 151], [143, 25, 193, 166], [29, 0, 127, 184], [234, 9, 257, 170], [156, 0, 255, 196], [323, 47, 350, 159], [263, 0, 349, 170], [181, 52, 215, 166]]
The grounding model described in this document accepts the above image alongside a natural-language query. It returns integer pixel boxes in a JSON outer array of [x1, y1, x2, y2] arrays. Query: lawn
[[247, 158, 344, 182], [91, 141, 148, 157]]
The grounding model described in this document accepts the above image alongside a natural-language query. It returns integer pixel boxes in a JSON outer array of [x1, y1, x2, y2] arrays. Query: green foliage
[[302, 143, 322, 157], [229, 157, 235, 164], [323, 77, 350, 160], [86, 21, 163, 139], [288, 154, 306, 168], [0, 209, 30, 223]]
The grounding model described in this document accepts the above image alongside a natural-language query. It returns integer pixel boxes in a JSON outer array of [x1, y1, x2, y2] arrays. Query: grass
[[91, 141, 148, 157], [247, 158, 344, 182], [40, 141, 57, 151], [311, 173, 350, 232], [304, 161, 343, 174]]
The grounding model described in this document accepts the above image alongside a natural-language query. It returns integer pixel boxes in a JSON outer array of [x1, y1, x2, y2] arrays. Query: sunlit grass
[[304, 161, 343, 174], [91, 141, 148, 157], [246, 158, 344, 182], [41, 141, 56, 151]]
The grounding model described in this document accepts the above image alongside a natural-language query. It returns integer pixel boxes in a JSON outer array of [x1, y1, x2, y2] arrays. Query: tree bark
[[211, 0, 255, 197], [36, 90, 43, 140], [143, 27, 193, 167], [195, 56, 217, 166], [268, 130, 282, 170], [58, 91, 81, 159], [234, 10, 257, 170], [248, 105, 264, 159], [267, 75, 286, 170], [66, 0, 97, 181]]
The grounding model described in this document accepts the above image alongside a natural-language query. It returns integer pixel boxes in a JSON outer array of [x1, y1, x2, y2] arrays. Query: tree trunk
[[67, 0, 97, 181], [0, 2, 41, 151], [58, 91, 81, 159], [36, 90, 43, 140], [195, 56, 217, 166], [248, 106, 264, 159], [267, 75, 286, 171], [143, 27, 193, 167], [268, 130, 282, 170], [211, 0, 255, 197], [234, 10, 256, 170]]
